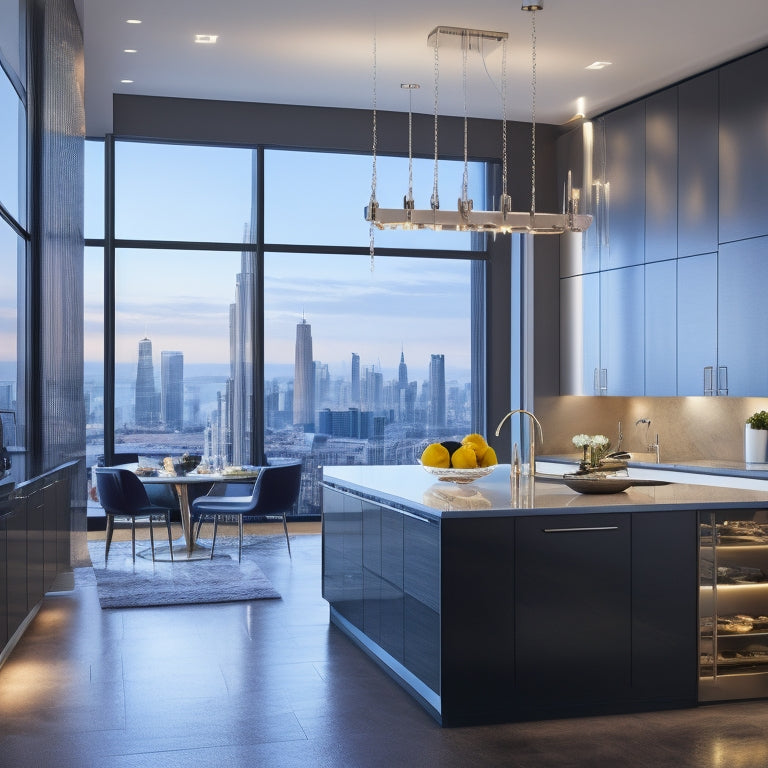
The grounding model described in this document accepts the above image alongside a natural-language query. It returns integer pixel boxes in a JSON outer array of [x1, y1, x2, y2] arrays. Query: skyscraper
[[293, 316, 315, 430], [160, 350, 184, 430], [428, 353, 446, 428], [351, 353, 360, 407], [398, 349, 408, 390], [134, 337, 157, 428], [228, 241, 256, 464]]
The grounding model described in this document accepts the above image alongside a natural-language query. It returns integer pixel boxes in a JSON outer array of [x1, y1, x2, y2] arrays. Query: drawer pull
[[543, 526, 619, 533]]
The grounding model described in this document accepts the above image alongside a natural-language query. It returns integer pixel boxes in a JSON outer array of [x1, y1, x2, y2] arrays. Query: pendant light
[[365, 2, 592, 236]]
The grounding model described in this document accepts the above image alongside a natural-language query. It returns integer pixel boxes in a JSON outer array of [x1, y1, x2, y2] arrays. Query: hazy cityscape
[[84, 318, 472, 517]]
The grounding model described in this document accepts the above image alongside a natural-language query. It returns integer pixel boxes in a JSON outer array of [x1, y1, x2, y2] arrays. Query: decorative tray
[[561, 473, 669, 494], [421, 464, 497, 484]]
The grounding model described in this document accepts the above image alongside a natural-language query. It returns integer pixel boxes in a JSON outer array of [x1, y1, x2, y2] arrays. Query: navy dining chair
[[94, 467, 175, 562], [191, 462, 301, 561]]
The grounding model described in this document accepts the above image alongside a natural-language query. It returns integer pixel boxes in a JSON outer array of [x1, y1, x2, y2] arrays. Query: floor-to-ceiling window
[[0, 1, 27, 482], [86, 138, 487, 518]]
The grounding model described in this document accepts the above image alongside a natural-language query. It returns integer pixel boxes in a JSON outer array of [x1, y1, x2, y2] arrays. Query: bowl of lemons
[[419, 433, 498, 483]]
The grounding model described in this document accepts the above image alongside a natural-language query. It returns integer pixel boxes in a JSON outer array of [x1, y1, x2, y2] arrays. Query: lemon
[[479, 446, 498, 467], [421, 442, 451, 468], [451, 444, 478, 469], [461, 433, 489, 461]]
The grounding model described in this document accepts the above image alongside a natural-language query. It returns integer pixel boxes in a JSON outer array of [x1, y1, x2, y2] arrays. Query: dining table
[[118, 463, 261, 560]]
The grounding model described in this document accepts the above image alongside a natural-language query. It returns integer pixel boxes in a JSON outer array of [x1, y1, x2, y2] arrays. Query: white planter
[[745, 425, 768, 464]]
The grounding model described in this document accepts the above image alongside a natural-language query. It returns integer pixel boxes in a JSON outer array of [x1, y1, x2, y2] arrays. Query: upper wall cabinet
[[718, 236, 768, 396], [645, 89, 678, 263], [678, 71, 718, 258], [603, 102, 645, 269], [719, 47, 768, 244]]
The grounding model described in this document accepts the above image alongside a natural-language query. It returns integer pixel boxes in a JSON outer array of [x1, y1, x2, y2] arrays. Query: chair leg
[[210, 517, 218, 560], [149, 516, 156, 561], [131, 518, 136, 561], [282, 511, 292, 558], [105, 514, 114, 561], [238, 515, 243, 563], [165, 512, 174, 562]]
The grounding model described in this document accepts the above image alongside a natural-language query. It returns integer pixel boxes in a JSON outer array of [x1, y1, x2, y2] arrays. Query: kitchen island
[[321, 464, 768, 726]]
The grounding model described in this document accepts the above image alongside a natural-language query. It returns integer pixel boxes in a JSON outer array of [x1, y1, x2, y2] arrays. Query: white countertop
[[322, 464, 768, 519]]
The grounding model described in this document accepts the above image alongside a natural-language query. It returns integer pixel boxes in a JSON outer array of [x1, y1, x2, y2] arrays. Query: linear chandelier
[[365, 2, 592, 237]]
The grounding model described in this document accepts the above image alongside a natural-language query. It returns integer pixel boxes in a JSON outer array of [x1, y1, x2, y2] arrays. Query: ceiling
[[77, 0, 768, 138]]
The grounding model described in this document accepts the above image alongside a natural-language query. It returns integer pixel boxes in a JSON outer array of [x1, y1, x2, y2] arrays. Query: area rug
[[87, 539, 281, 609]]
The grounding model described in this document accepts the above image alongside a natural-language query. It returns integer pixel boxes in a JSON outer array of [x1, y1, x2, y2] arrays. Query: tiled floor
[[3, 530, 768, 767]]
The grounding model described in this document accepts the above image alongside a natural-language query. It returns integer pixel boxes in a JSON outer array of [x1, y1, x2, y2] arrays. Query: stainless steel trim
[[542, 526, 619, 533]]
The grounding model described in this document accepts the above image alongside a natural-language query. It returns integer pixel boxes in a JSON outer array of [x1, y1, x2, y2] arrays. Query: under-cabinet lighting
[[195, 34, 218, 44], [120, 79, 134, 84], [123, 49, 137, 53], [586, 61, 612, 70], [126, 19, 142, 24]]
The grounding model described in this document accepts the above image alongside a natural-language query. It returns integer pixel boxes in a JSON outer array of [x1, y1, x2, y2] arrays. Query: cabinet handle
[[717, 365, 728, 396], [593, 367, 600, 395], [600, 368, 608, 393], [703, 366, 714, 396], [543, 526, 619, 533]]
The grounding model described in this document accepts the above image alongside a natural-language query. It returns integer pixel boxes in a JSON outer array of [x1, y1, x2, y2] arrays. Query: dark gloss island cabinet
[[0, 462, 75, 661], [321, 465, 768, 726]]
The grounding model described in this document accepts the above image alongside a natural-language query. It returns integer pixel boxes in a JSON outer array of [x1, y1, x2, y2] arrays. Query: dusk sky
[[79, 140, 482, 383]]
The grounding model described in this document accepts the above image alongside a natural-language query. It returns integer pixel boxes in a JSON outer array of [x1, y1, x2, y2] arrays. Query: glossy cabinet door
[[515, 514, 632, 706], [403, 513, 440, 694], [0, 514, 7, 650], [718, 236, 768, 396], [645, 89, 678, 263], [600, 264, 645, 395], [678, 71, 718, 258], [645, 260, 677, 395], [321, 486, 363, 629], [719, 48, 768, 244], [603, 101, 646, 269], [5, 502, 26, 641], [560, 272, 600, 395], [677, 253, 718, 396]]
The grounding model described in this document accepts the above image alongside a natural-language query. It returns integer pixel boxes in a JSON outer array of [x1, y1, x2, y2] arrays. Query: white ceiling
[[78, 0, 768, 137]]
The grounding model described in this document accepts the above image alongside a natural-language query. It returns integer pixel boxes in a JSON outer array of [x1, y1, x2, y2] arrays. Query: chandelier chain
[[462, 40, 469, 203], [501, 38, 508, 200], [431, 30, 440, 210], [530, 10, 537, 217], [369, 33, 378, 269], [408, 88, 414, 203]]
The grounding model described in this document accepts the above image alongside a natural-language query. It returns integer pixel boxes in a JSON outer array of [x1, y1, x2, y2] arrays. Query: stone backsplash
[[534, 396, 768, 465]]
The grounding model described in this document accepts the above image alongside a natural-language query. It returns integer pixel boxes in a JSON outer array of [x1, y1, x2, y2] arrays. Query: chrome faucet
[[495, 409, 544, 476], [635, 418, 660, 462]]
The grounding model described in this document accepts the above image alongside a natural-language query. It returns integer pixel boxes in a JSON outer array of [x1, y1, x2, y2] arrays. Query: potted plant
[[745, 410, 768, 464]]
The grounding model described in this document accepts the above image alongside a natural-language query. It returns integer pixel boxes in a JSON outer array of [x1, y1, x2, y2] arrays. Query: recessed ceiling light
[[120, 79, 134, 84], [194, 34, 218, 44], [123, 49, 137, 54], [586, 61, 612, 70], [126, 19, 142, 24]]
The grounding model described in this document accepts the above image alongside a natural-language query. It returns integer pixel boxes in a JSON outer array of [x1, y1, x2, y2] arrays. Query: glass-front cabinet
[[699, 509, 768, 701]]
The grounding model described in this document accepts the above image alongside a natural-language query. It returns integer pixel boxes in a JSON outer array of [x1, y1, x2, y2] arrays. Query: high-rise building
[[398, 349, 408, 390], [351, 353, 360, 407], [160, 351, 184, 430], [228, 218, 257, 464], [134, 337, 157, 428], [428, 353, 446, 428], [293, 317, 315, 430]]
